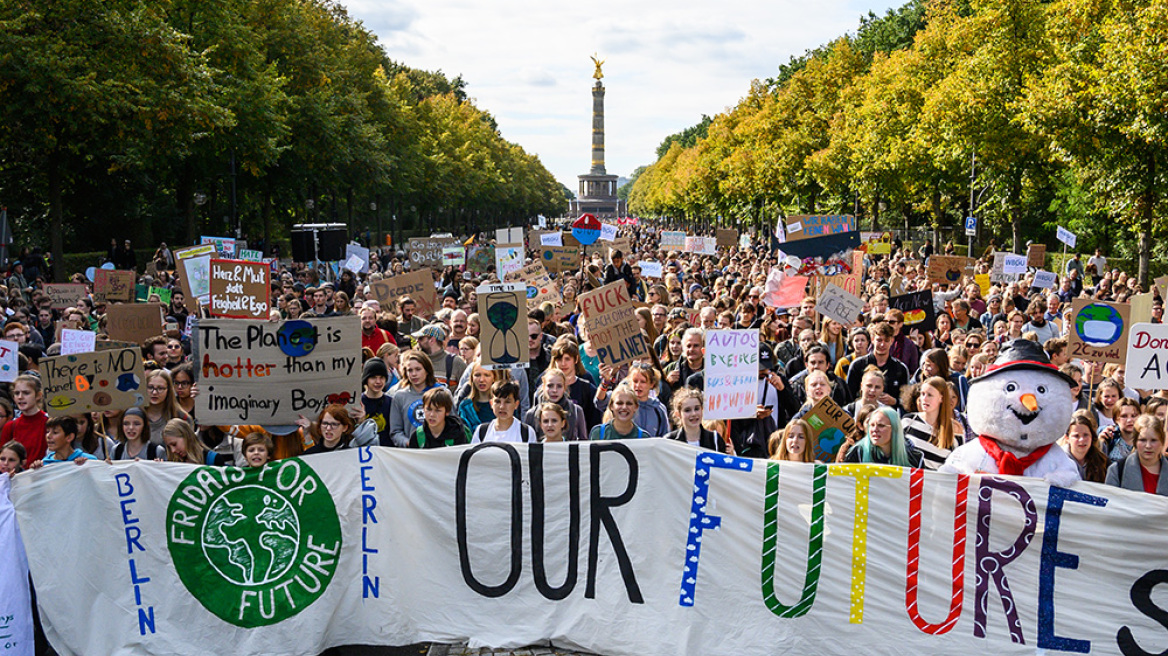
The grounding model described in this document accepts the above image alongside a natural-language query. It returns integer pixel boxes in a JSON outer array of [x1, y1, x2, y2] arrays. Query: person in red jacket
[[360, 306, 395, 353], [1, 375, 49, 463]]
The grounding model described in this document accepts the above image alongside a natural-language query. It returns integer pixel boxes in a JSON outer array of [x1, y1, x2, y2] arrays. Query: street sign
[[964, 216, 977, 237]]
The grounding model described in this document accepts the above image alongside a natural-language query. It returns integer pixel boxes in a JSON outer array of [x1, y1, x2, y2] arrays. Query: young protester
[[143, 369, 193, 442], [768, 419, 816, 463], [842, 369, 888, 420], [1059, 410, 1109, 484], [536, 403, 569, 443], [38, 416, 97, 465], [361, 357, 395, 447], [389, 350, 442, 447], [664, 388, 726, 452], [551, 339, 601, 429], [589, 386, 645, 441], [610, 363, 670, 437], [409, 387, 470, 449], [300, 404, 365, 454], [1093, 378, 1123, 432], [73, 412, 115, 461], [1, 375, 48, 462], [458, 362, 499, 433], [901, 377, 966, 470], [841, 406, 924, 467], [0, 440, 25, 477], [525, 368, 587, 442], [1106, 415, 1168, 495], [471, 381, 537, 444], [1101, 397, 1141, 463], [845, 322, 909, 406], [163, 419, 229, 466], [241, 433, 275, 467], [375, 342, 402, 388], [170, 363, 197, 419], [111, 408, 165, 461]]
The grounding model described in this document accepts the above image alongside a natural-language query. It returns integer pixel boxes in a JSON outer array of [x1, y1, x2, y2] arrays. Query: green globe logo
[[167, 460, 342, 627], [1075, 303, 1124, 347]]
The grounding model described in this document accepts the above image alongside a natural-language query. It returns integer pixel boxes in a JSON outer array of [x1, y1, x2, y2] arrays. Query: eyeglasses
[[529, 333, 541, 340], [174, 380, 192, 388], [147, 386, 168, 393], [320, 421, 342, 429]]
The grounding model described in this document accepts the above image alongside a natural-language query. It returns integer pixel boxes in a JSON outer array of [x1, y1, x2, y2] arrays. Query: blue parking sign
[[964, 216, 977, 237]]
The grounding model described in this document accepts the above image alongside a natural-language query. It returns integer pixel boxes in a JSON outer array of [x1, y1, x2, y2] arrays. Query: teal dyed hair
[[859, 406, 912, 467]]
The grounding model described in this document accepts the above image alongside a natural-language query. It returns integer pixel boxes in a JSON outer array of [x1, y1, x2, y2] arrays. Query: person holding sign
[[664, 388, 727, 452], [841, 406, 924, 468], [1106, 415, 1168, 495]]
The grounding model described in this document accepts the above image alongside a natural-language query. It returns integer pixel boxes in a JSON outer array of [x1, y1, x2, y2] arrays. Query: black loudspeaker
[[290, 229, 315, 263], [317, 228, 347, 262]]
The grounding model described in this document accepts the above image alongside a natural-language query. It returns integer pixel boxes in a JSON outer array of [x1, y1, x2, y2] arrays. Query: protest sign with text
[[817, 283, 864, 326], [175, 244, 216, 312], [927, 256, 973, 286], [41, 347, 145, 416], [660, 231, 686, 251], [504, 263, 561, 310], [715, 228, 738, 248], [368, 269, 436, 318], [639, 261, 664, 278], [194, 316, 360, 424], [60, 329, 96, 356], [345, 244, 370, 273], [1057, 225, 1077, 248], [208, 259, 270, 320], [44, 283, 88, 310], [704, 329, 759, 420], [408, 237, 457, 267], [0, 340, 17, 382], [1127, 323, 1168, 390], [578, 281, 647, 366], [804, 395, 857, 460], [1033, 270, 1058, 289], [106, 304, 164, 345], [540, 245, 580, 274], [93, 269, 135, 303], [476, 282, 529, 370], [784, 215, 854, 241], [1027, 243, 1046, 269], [889, 290, 936, 333], [1068, 298, 1130, 365]]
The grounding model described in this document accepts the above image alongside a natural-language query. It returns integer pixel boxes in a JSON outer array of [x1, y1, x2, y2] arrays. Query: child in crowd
[[1, 375, 49, 463], [0, 440, 25, 476], [111, 408, 165, 461], [410, 387, 470, 448], [164, 419, 230, 466], [537, 403, 568, 443], [40, 416, 97, 465], [472, 381, 537, 444], [242, 433, 275, 468], [361, 357, 395, 446]]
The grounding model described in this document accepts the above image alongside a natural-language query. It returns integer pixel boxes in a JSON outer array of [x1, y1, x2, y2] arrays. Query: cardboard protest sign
[[175, 244, 216, 312], [1027, 243, 1046, 269], [193, 316, 361, 424], [1068, 298, 1130, 365], [991, 252, 1025, 283], [1131, 292, 1155, 324], [703, 329, 759, 420], [466, 244, 494, 275], [861, 231, 892, 254], [495, 244, 524, 279], [0, 340, 17, 382], [41, 347, 146, 416], [504, 263, 561, 310], [93, 269, 135, 303], [577, 280, 647, 366], [408, 237, 457, 267], [783, 215, 854, 241], [1032, 270, 1057, 289], [200, 235, 237, 257], [584, 235, 631, 260], [817, 283, 864, 326], [106, 303, 163, 345], [660, 231, 686, 251], [540, 245, 580, 274], [1128, 323, 1168, 390], [684, 236, 717, 255], [804, 395, 857, 461], [208, 259, 270, 320], [639, 261, 664, 278], [60, 329, 96, 356], [368, 269, 436, 318], [475, 282, 529, 370], [715, 229, 738, 249], [927, 256, 973, 286], [975, 273, 991, 296], [889, 290, 936, 333], [44, 283, 88, 310]]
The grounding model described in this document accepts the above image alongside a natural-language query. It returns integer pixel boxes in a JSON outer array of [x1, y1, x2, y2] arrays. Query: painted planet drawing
[[1075, 304, 1123, 347]]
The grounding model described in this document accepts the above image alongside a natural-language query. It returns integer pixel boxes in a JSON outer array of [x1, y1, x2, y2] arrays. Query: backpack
[[112, 442, 163, 461], [473, 421, 536, 444], [414, 420, 470, 448]]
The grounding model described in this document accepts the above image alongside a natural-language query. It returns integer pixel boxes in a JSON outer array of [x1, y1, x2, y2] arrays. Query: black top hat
[[972, 338, 1076, 387]]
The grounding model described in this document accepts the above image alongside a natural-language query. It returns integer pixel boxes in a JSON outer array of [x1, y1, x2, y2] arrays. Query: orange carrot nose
[[1020, 393, 1039, 412]]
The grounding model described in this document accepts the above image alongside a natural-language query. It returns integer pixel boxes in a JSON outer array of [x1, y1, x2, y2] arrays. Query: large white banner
[[1, 475, 33, 656], [11, 441, 1168, 656]]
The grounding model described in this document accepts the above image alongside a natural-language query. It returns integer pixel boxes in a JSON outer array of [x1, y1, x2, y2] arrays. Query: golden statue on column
[[591, 54, 604, 80]]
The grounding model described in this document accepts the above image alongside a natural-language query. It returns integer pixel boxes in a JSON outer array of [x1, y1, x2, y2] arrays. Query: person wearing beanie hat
[[361, 357, 394, 446]]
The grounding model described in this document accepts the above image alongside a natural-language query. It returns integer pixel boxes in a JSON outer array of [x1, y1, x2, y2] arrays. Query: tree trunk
[[48, 156, 65, 282], [1137, 191, 1154, 288], [1009, 172, 1023, 253]]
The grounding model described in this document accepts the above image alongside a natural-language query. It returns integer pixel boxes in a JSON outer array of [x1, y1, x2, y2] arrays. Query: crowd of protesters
[[0, 224, 1165, 497]]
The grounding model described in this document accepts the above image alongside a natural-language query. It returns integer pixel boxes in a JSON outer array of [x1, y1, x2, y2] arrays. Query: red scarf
[[978, 435, 1052, 476]]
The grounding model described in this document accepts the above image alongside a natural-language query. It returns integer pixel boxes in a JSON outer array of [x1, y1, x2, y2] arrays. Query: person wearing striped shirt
[[901, 377, 966, 470]]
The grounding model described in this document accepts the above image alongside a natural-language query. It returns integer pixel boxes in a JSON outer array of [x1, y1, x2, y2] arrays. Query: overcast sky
[[345, 0, 901, 193]]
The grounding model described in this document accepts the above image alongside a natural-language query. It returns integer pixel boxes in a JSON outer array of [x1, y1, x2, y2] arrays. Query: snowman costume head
[[940, 339, 1081, 486]]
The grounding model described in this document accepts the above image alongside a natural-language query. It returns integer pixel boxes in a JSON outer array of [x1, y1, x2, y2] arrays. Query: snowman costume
[[940, 339, 1080, 487]]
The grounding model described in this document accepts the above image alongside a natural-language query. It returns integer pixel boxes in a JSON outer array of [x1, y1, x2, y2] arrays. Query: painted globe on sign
[[816, 428, 847, 459], [201, 486, 300, 586], [1075, 304, 1123, 347]]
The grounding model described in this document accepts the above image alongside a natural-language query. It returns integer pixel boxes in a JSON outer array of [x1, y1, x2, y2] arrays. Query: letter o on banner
[[456, 443, 523, 597]]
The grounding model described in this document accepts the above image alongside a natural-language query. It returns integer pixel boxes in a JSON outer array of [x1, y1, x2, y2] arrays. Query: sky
[[344, 0, 902, 193]]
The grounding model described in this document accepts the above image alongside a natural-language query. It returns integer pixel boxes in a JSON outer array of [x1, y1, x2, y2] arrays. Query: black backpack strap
[[446, 354, 454, 387]]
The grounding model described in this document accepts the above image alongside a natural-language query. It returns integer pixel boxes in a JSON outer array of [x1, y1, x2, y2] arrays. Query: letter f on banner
[[679, 452, 753, 607]]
